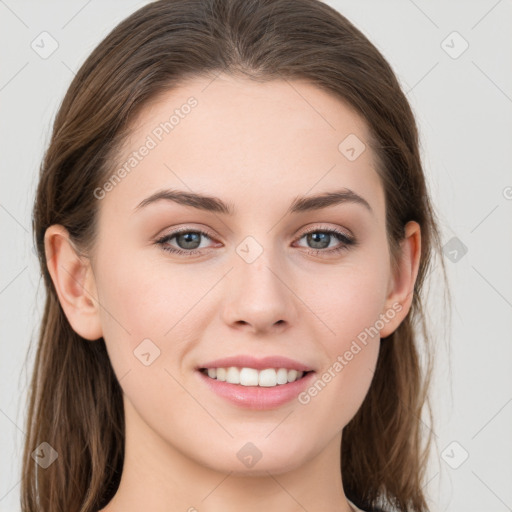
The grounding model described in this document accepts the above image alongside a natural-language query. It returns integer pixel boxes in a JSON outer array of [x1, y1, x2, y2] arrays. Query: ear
[[379, 221, 421, 339], [44, 224, 103, 341]]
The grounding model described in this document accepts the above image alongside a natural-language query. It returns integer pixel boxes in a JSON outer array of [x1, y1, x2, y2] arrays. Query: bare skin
[[45, 74, 421, 512]]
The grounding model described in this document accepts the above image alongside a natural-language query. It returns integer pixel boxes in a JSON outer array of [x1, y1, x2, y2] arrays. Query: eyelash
[[155, 226, 357, 257]]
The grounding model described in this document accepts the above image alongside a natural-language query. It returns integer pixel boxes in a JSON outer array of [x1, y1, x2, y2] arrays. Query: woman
[[23, 1, 449, 511]]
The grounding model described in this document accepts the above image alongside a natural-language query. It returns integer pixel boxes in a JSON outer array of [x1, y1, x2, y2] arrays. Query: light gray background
[[1, 1, 511, 511]]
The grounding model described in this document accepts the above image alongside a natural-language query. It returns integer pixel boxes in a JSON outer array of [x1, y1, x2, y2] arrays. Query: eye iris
[[177, 232, 201, 250], [307, 232, 330, 249]]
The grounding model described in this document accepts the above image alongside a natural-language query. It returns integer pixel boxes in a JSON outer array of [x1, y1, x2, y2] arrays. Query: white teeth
[[259, 368, 277, 387], [287, 369, 298, 382], [226, 366, 240, 384], [276, 368, 288, 385], [239, 368, 258, 386], [202, 367, 308, 387]]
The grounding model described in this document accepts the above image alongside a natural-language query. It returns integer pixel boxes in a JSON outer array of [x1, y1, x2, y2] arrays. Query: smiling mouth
[[199, 367, 313, 387]]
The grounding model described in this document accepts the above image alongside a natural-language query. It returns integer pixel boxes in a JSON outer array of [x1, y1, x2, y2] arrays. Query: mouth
[[198, 367, 314, 387]]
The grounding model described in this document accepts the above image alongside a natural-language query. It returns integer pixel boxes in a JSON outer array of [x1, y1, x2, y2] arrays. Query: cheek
[[297, 301, 381, 437], [94, 247, 212, 370], [293, 259, 387, 422], [299, 258, 389, 347]]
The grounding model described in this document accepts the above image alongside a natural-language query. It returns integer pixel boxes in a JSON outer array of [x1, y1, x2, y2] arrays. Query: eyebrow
[[134, 187, 373, 216]]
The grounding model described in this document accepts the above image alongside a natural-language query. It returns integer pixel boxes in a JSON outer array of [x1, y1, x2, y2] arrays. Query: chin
[[193, 440, 310, 476]]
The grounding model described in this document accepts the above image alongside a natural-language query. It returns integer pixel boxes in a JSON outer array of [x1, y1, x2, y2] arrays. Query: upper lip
[[198, 355, 314, 372]]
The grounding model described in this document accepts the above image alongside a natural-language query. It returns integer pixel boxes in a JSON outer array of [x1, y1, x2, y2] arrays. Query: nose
[[220, 249, 299, 335]]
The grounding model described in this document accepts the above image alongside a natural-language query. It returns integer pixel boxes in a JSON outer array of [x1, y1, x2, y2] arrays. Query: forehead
[[102, 74, 385, 220]]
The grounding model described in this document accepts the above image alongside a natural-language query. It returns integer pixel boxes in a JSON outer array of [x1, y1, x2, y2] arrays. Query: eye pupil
[[177, 232, 201, 249], [307, 232, 330, 249]]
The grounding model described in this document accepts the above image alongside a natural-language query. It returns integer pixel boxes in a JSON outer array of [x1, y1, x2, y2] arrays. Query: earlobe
[[379, 221, 422, 339], [44, 225, 103, 341]]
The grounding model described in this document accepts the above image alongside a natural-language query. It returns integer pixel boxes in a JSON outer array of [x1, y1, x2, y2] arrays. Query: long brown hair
[[24, 1, 450, 511]]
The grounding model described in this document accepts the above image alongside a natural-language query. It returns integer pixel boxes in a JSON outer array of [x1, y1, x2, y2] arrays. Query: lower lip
[[196, 370, 315, 410]]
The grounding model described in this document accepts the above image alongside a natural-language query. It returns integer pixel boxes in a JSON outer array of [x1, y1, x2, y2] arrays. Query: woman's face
[[64, 74, 417, 475]]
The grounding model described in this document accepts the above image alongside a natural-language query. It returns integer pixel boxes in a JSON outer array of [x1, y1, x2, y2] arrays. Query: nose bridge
[[221, 233, 298, 331], [235, 234, 287, 301]]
